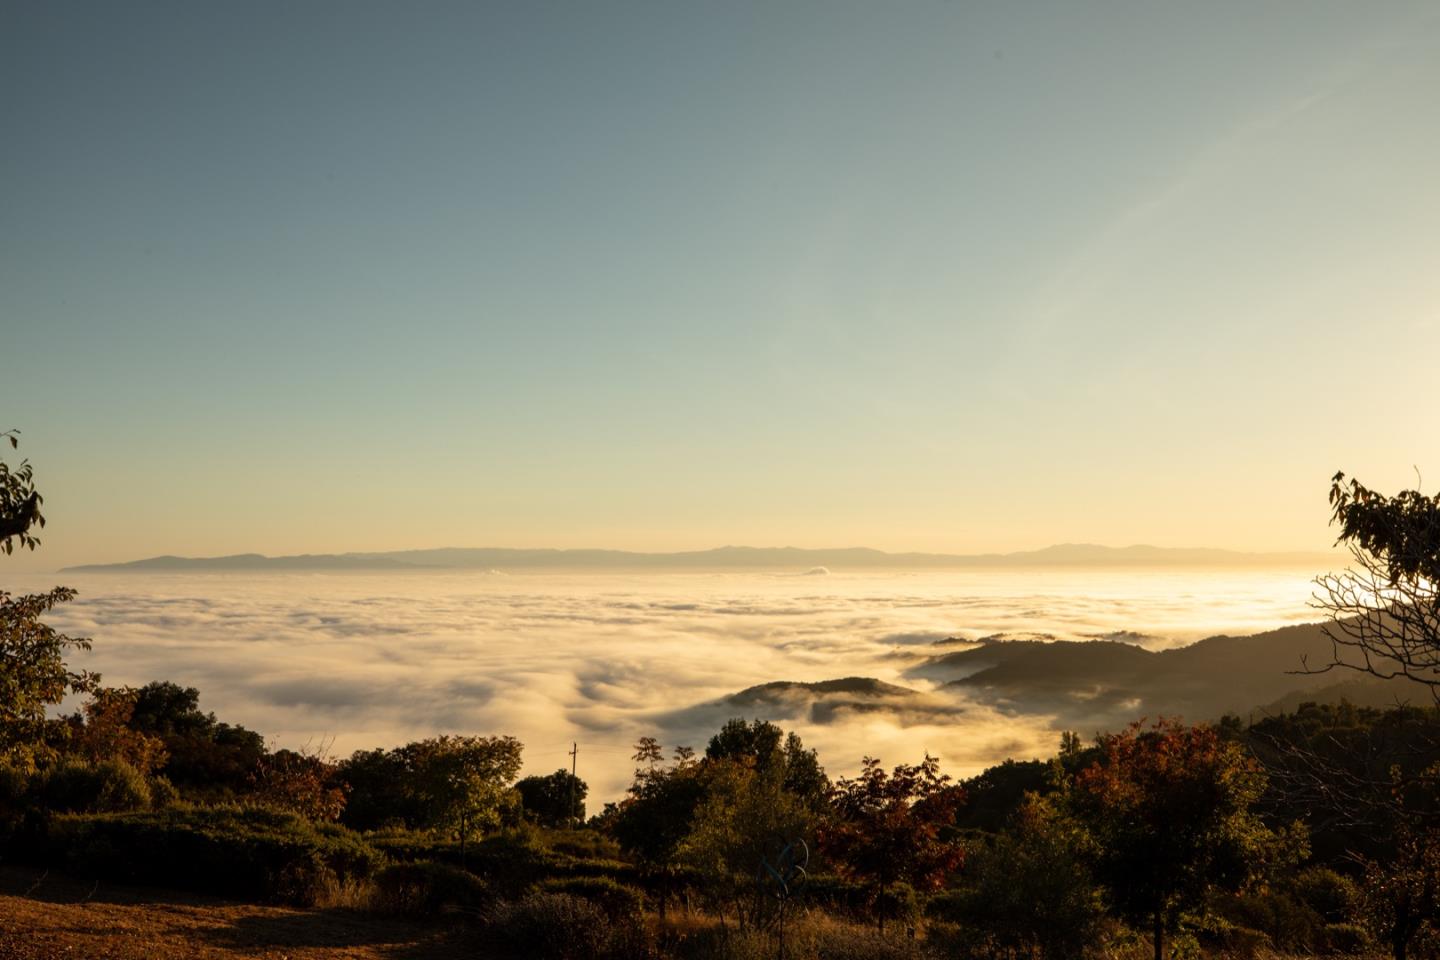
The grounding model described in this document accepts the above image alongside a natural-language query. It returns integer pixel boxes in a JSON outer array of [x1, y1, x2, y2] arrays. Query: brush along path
[[0, 868, 467, 960]]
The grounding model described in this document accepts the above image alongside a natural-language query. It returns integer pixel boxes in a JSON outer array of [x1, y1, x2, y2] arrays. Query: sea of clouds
[[10, 567, 1320, 802]]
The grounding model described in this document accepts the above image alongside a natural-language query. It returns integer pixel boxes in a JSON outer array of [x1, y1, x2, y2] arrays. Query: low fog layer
[[11, 568, 1320, 802]]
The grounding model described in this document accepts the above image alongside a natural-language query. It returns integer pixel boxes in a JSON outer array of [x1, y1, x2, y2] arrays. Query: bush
[[802, 874, 874, 919], [0, 762, 28, 811], [373, 860, 491, 917], [487, 892, 617, 960], [1218, 888, 1324, 954], [468, 829, 551, 897], [543, 827, 620, 860], [36, 759, 151, 813], [541, 876, 645, 920], [1294, 866, 1362, 924], [15, 805, 383, 905], [148, 776, 180, 808], [875, 882, 921, 929], [365, 829, 454, 863], [1204, 924, 1272, 960], [1322, 922, 1373, 954]]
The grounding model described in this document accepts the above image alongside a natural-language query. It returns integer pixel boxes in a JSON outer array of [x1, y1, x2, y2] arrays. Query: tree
[[338, 734, 523, 854], [611, 737, 707, 919], [0, 588, 98, 770], [633, 736, 663, 771], [0, 428, 44, 553], [953, 793, 1105, 960], [516, 768, 587, 827], [405, 735, 523, 854], [819, 754, 966, 932], [705, 718, 830, 809], [1069, 719, 1304, 960], [124, 681, 265, 793], [60, 686, 169, 775], [1309, 472, 1440, 692], [1360, 819, 1440, 960], [1, 429, 97, 770], [249, 743, 349, 822], [1295, 473, 1440, 959]]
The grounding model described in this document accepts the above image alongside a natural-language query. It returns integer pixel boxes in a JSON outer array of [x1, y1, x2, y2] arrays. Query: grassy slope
[[0, 867, 467, 960]]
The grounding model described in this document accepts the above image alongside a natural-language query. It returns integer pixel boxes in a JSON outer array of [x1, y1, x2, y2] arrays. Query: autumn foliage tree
[[1070, 719, 1304, 960], [819, 754, 966, 932], [60, 686, 169, 775], [250, 744, 349, 822]]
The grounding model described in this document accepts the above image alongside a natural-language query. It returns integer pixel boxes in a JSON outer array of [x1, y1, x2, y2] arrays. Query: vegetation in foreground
[[6, 433, 1440, 958]]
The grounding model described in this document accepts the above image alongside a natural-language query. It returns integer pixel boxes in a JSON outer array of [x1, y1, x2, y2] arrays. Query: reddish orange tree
[[250, 745, 349, 822], [1070, 719, 1302, 960], [62, 686, 169, 775], [820, 755, 966, 932]]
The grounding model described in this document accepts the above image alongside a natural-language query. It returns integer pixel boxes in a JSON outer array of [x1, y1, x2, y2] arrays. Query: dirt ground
[[0, 868, 471, 960]]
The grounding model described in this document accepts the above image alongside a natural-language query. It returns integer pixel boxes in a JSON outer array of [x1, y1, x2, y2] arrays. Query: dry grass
[[0, 867, 469, 960]]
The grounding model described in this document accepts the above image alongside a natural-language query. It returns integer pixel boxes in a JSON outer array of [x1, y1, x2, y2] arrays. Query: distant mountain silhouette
[[62, 553, 415, 572], [728, 677, 918, 705], [62, 542, 1333, 572], [664, 675, 960, 728], [904, 622, 1408, 727], [692, 622, 1410, 733]]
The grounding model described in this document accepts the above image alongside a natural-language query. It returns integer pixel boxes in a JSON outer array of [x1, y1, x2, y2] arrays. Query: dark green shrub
[[875, 882, 921, 929], [1295, 866, 1362, 924], [1206, 925, 1272, 960], [373, 860, 491, 917], [272, 849, 339, 906], [37, 759, 151, 813], [802, 874, 873, 918], [1219, 889, 1324, 953], [468, 829, 551, 897], [487, 892, 612, 959], [148, 776, 180, 808], [540, 876, 645, 920], [1322, 922, 1372, 954], [543, 828, 620, 860], [18, 805, 382, 905], [366, 829, 455, 863], [924, 888, 966, 923], [0, 762, 28, 811]]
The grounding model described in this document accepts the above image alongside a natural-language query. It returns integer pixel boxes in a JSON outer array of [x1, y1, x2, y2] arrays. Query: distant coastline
[[61, 542, 1337, 573]]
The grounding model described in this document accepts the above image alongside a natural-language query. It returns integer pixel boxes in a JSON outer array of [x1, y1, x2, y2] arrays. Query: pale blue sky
[[4, 1, 1439, 568]]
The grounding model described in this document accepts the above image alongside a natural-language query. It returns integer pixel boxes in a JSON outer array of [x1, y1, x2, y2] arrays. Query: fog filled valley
[[8, 556, 1439, 960], [13, 565, 1337, 803]]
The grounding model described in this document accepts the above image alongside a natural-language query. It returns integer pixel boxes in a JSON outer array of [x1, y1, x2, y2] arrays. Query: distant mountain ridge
[[696, 624, 1416, 734], [61, 542, 1332, 573]]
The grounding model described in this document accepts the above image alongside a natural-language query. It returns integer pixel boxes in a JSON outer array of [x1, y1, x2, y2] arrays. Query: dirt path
[[0, 868, 471, 960]]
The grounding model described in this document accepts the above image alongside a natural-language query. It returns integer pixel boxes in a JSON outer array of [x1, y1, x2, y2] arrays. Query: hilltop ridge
[[62, 542, 1333, 573]]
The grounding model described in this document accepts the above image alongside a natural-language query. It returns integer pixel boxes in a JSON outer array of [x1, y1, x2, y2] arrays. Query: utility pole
[[568, 742, 578, 829]]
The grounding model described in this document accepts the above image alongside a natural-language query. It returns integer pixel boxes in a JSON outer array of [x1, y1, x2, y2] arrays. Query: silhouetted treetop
[[0, 429, 44, 553], [1330, 471, 1440, 584]]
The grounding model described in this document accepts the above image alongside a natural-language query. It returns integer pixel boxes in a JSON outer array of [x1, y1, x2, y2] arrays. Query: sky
[[4, 1, 1439, 571]]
